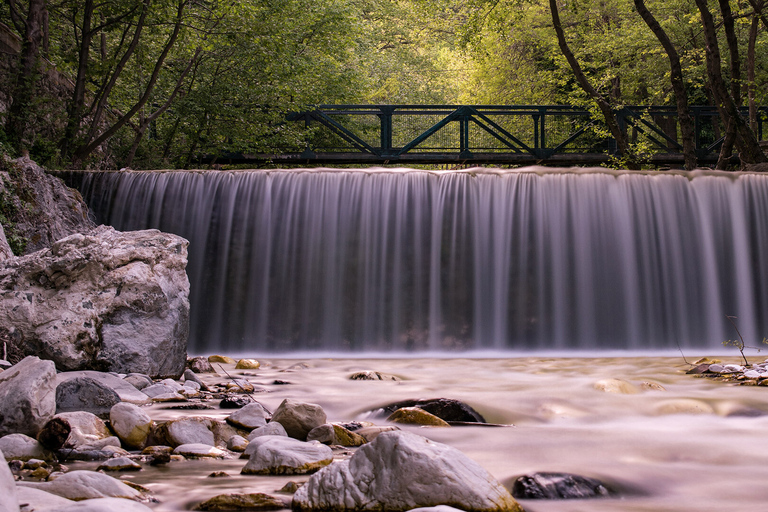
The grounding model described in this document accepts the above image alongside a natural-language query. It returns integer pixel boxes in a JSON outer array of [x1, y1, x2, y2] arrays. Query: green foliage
[[0, 158, 28, 255]]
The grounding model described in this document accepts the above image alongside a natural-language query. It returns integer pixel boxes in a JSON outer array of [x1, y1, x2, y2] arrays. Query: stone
[[46, 412, 115, 450], [173, 444, 227, 458], [57, 371, 151, 405], [640, 381, 666, 391], [511, 472, 611, 499], [220, 396, 252, 409], [241, 435, 333, 475], [227, 402, 271, 430], [0, 433, 53, 461], [355, 425, 400, 442], [349, 371, 400, 381], [16, 487, 74, 511], [42, 497, 154, 512], [183, 369, 209, 390], [593, 379, 640, 394], [142, 383, 180, 398], [248, 422, 288, 441], [227, 435, 249, 452], [151, 393, 186, 402], [194, 493, 284, 511], [653, 399, 715, 415], [270, 399, 327, 440], [0, 356, 57, 438], [55, 377, 121, 418], [0, 448, 19, 512], [187, 357, 215, 373], [97, 457, 142, 471], [18, 470, 142, 500], [307, 424, 367, 446], [0, 226, 189, 378], [235, 359, 261, 370], [372, 398, 486, 423], [157, 416, 215, 447], [225, 379, 255, 393], [408, 507, 465, 512], [387, 407, 451, 427], [292, 430, 521, 512], [686, 364, 711, 375], [110, 403, 153, 449], [123, 373, 153, 390], [208, 355, 236, 365]]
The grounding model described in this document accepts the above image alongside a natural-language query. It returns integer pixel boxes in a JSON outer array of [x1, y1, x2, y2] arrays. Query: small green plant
[[723, 315, 768, 366]]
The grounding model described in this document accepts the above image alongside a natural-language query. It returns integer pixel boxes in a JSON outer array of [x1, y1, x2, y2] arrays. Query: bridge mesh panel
[[393, 114, 460, 151], [312, 114, 381, 152]]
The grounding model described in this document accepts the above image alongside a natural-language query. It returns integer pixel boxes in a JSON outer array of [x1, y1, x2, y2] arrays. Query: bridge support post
[[379, 106, 394, 155]]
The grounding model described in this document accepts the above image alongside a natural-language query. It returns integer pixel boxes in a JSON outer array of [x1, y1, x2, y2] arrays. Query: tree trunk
[[5, 0, 47, 153], [549, 0, 637, 168], [694, 0, 767, 165], [634, 0, 697, 170], [748, 3, 761, 132]]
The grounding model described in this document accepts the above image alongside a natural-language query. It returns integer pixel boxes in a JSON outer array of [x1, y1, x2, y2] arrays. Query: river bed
[[108, 355, 768, 511]]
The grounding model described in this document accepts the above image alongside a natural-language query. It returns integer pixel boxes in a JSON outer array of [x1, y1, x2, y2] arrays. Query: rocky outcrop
[[0, 356, 57, 437], [0, 226, 189, 378], [292, 430, 522, 512], [0, 156, 94, 256]]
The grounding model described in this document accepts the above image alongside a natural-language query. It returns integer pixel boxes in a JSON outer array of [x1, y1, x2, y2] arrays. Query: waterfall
[[77, 168, 768, 354]]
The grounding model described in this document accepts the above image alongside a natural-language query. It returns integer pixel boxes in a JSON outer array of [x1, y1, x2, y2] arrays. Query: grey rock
[[0, 448, 19, 512], [0, 433, 53, 461], [371, 398, 486, 424], [227, 435, 248, 452], [42, 497, 154, 512], [173, 443, 227, 458], [0, 356, 57, 437], [50, 411, 116, 450], [16, 487, 74, 511], [0, 223, 13, 262], [96, 457, 142, 471], [247, 422, 288, 441], [227, 402, 270, 430], [157, 416, 215, 447], [307, 424, 366, 447], [17, 470, 142, 500], [123, 373, 152, 390], [510, 472, 611, 499], [110, 402, 152, 449], [292, 430, 522, 512], [57, 371, 151, 405], [142, 383, 179, 398], [241, 435, 333, 475], [186, 357, 214, 373], [183, 369, 209, 390], [55, 376, 120, 418], [0, 226, 189, 378], [270, 399, 327, 440]]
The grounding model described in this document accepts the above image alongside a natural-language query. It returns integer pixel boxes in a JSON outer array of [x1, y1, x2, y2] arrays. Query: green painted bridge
[[207, 105, 768, 166]]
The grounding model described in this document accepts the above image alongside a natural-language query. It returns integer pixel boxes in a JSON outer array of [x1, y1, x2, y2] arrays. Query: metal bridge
[[211, 105, 768, 167]]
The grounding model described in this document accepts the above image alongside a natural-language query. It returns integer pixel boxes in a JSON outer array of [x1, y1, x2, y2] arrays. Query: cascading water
[[76, 168, 768, 354]]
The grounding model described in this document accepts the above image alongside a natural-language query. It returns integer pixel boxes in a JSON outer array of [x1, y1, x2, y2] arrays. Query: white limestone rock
[[173, 443, 227, 458], [247, 422, 288, 441], [270, 399, 327, 440], [0, 226, 189, 378], [292, 430, 522, 512], [0, 433, 53, 461], [18, 470, 142, 500], [227, 402, 270, 430], [110, 403, 153, 449], [0, 356, 57, 437], [0, 448, 19, 512], [241, 435, 333, 475]]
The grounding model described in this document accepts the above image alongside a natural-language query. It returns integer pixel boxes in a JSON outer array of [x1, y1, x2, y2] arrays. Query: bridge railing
[[281, 104, 767, 165]]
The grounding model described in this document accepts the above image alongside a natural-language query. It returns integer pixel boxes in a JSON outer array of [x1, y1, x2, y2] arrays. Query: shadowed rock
[[511, 472, 611, 499]]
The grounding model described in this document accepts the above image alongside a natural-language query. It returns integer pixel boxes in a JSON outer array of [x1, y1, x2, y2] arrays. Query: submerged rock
[[349, 371, 400, 381], [511, 472, 611, 499], [371, 398, 486, 424], [593, 379, 640, 394], [292, 430, 521, 512], [194, 493, 285, 511], [0, 226, 189, 378], [0, 356, 57, 437]]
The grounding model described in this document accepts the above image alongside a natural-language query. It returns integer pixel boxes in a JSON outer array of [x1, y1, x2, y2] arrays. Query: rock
[[241, 435, 333, 475], [0, 356, 57, 438], [227, 402, 270, 430], [0, 226, 189, 378], [707, 364, 726, 373], [55, 377, 121, 418], [278, 482, 301, 493], [18, 470, 142, 500], [110, 403, 153, 449], [0, 223, 13, 263], [640, 381, 666, 391], [43, 497, 154, 512], [208, 355, 236, 365], [183, 369, 209, 390], [387, 407, 451, 427], [0, 448, 19, 512], [292, 431, 521, 512], [270, 399, 327, 440], [248, 422, 288, 441], [123, 373, 153, 390], [235, 359, 261, 370], [220, 396, 253, 409], [187, 357, 215, 373], [593, 379, 640, 394], [194, 493, 284, 511], [57, 371, 151, 405], [408, 507, 465, 512], [173, 444, 227, 458], [653, 399, 715, 415], [142, 383, 180, 398], [349, 371, 400, 381], [227, 435, 249, 452], [372, 398, 486, 423], [355, 425, 400, 442], [157, 417, 215, 447], [306, 424, 367, 446], [226, 379, 255, 393], [151, 392, 186, 402], [510, 472, 611, 499], [97, 457, 142, 471], [16, 487, 74, 511], [686, 364, 711, 375], [0, 434, 53, 461], [45, 412, 116, 450]]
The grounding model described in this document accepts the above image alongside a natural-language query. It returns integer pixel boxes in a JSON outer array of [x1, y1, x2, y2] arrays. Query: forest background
[[1, 0, 767, 170]]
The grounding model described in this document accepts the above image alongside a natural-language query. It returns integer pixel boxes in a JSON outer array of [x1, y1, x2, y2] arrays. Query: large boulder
[[0, 226, 189, 378], [270, 399, 327, 441], [0, 448, 19, 512], [241, 435, 333, 475], [55, 376, 121, 418], [0, 356, 57, 437], [292, 431, 522, 512]]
